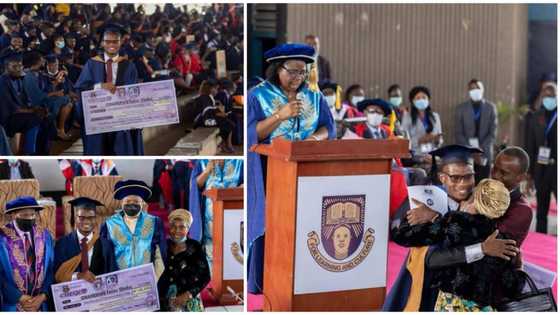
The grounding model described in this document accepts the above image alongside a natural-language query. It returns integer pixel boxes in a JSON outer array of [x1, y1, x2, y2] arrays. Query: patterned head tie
[[474, 178, 510, 219]]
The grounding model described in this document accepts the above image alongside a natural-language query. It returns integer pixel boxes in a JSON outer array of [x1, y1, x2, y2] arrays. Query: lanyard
[[473, 106, 481, 122], [545, 111, 557, 138], [422, 114, 430, 131]]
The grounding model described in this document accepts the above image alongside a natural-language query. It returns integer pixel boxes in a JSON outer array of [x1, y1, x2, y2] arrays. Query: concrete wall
[[285, 3, 529, 145]]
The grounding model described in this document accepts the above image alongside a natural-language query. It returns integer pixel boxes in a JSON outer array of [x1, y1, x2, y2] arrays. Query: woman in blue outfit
[[246, 43, 336, 293]]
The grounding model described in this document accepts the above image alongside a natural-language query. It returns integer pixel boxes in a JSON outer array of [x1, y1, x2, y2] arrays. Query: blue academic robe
[[188, 160, 244, 242], [99, 211, 167, 270], [246, 81, 335, 293], [74, 56, 143, 155], [0, 227, 54, 311], [53, 231, 118, 279]]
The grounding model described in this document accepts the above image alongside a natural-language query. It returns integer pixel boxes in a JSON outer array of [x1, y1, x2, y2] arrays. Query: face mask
[[389, 96, 402, 107], [413, 99, 429, 111], [172, 235, 187, 244], [325, 95, 336, 108], [48, 68, 58, 76], [542, 96, 557, 111], [7, 158, 17, 164], [123, 204, 141, 217], [56, 41, 65, 49], [367, 112, 384, 127], [92, 158, 101, 163], [351, 96, 365, 106], [16, 218, 35, 232], [469, 89, 483, 102]]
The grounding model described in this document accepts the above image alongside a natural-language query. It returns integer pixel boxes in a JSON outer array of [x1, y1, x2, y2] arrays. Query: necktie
[[105, 59, 113, 84], [80, 237, 89, 272], [24, 234, 35, 293]]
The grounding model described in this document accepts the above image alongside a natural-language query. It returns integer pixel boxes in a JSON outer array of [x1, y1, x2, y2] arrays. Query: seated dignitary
[[0, 196, 54, 311], [100, 180, 166, 277], [158, 209, 210, 312], [54, 197, 118, 283]]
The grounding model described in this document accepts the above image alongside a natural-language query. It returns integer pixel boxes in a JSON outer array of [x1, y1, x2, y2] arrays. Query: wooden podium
[[253, 138, 409, 311], [203, 187, 244, 305]]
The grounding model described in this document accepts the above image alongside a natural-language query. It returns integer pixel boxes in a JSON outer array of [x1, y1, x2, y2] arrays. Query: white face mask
[[351, 96, 365, 106], [325, 95, 336, 108], [367, 112, 384, 127], [469, 89, 483, 102]]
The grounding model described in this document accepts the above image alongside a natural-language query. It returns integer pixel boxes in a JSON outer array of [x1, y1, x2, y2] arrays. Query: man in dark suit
[[0, 159, 34, 179], [526, 82, 557, 233], [454, 79, 498, 183], [54, 197, 118, 283], [305, 34, 332, 84]]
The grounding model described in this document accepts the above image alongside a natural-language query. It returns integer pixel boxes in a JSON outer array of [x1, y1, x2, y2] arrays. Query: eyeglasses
[[103, 39, 120, 44], [281, 66, 307, 78], [441, 172, 475, 183]]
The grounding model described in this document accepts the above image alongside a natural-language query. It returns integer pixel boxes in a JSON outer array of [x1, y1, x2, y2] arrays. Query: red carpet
[[248, 233, 557, 311], [54, 202, 220, 307]]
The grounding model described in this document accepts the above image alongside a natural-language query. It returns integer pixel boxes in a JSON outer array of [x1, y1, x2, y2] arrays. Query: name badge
[[420, 143, 434, 153], [538, 146, 551, 165], [468, 137, 480, 148]]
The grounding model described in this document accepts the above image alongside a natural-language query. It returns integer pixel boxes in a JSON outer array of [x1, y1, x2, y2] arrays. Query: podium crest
[[307, 195, 375, 272]]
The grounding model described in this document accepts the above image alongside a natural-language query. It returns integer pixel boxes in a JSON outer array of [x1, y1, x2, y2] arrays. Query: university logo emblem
[[307, 195, 375, 272]]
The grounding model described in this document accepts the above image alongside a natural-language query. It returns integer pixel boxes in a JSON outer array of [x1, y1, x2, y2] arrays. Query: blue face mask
[[413, 99, 429, 111], [55, 41, 65, 49], [389, 96, 402, 107], [542, 96, 557, 111]]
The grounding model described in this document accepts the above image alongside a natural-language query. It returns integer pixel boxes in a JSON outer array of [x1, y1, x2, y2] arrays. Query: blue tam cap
[[5, 196, 43, 214], [264, 43, 315, 64]]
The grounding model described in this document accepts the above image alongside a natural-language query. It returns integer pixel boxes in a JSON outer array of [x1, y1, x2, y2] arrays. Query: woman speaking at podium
[[246, 43, 335, 294]]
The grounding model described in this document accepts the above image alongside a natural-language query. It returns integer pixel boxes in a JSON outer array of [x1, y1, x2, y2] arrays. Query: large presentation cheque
[[82, 79, 179, 135], [51, 263, 160, 312]]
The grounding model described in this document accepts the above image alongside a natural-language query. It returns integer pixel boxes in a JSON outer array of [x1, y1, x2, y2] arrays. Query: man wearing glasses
[[384, 145, 520, 311], [74, 23, 143, 155], [54, 197, 117, 284]]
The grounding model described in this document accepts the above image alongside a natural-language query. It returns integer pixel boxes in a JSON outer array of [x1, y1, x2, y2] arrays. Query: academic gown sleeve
[[151, 216, 167, 264], [246, 91, 267, 294], [188, 161, 205, 242], [23, 73, 48, 107], [53, 232, 80, 278], [0, 237, 24, 307], [316, 94, 336, 140], [73, 59, 98, 122]]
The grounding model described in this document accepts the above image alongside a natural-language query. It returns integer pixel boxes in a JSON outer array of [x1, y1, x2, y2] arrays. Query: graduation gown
[[246, 81, 335, 293], [74, 56, 143, 155], [0, 223, 54, 311], [53, 231, 118, 282]]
